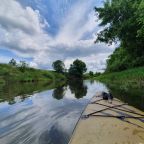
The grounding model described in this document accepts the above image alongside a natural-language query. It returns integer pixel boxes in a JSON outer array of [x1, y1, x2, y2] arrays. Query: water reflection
[[0, 82, 64, 105], [90, 79, 95, 84], [107, 84, 144, 111], [0, 79, 88, 104], [68, 79, 87, 99], [0, 80, 107, 144], [52, 79, 88, 100], [52, 86, 66, 100], [0, 80, 143, 144]]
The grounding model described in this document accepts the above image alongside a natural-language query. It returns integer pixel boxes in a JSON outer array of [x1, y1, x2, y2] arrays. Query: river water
[[0, 80, 143, 144]]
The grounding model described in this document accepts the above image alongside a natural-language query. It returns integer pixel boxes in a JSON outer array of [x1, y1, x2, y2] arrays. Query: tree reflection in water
[[52, 86, 66, 100], [52, 79, 87, 100], [0, 79, 88, 104], [68, 79, 87, 99], [0, 82, 64, 104], [90, 79, 94, 84]]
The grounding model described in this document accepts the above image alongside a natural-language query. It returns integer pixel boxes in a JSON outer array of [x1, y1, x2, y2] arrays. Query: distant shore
[[88, 67, 144, 89], [0, 63, 66, 86]]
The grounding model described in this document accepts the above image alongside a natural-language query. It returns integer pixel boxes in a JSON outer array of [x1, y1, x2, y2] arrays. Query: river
[[0, 80, 143, 144]]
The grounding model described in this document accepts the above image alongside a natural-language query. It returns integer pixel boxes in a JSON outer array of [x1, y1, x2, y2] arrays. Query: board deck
[[69, 93, 144, 144]]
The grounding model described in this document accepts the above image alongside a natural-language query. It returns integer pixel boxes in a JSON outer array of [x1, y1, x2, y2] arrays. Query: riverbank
[[0, 63, 66, 85], [93, 67, 144, 89]]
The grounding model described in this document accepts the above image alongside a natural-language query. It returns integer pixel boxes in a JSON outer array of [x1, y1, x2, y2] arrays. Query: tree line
[[95, 0, 144, 72], [52, 59, 87, 78], [8, 58, 88, 78], [9, 58, 29, 72]]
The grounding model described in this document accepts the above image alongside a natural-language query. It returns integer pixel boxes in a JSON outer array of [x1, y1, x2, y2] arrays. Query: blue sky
[[0, 0, 115, 72]]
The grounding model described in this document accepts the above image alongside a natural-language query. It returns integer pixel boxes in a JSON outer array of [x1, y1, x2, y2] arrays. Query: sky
[[0, 0, 115, 72]]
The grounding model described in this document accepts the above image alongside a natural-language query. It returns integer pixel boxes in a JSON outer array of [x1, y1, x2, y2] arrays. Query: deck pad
[[69, 95, 144, 144]]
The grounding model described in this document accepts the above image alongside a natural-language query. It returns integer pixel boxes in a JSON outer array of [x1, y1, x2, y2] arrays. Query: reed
[[94, 67, 144, 89]]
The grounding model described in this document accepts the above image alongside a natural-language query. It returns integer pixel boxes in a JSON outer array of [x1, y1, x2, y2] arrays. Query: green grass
[[93, 67, 144, 89], [0, 77, 5, 86], [0, 63, 66, 84]]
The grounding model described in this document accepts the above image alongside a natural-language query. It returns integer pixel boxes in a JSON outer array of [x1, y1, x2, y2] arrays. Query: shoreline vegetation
[[0, 59, 87, 87], [0, 63, 66, 86], [0, 59, 88, 104], [0, 81, 66, 104], [88, 67, 144, 89], [84, 0, 144, 93]]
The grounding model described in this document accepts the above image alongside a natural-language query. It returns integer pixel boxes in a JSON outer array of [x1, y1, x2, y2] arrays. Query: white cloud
[[55, 1, 99, 44], [29, 61, 38, 68], [64, 53, 111, 72], [0, 0, 116, 72], [0, 0, 51, 54], [0, 4, 41, 34]]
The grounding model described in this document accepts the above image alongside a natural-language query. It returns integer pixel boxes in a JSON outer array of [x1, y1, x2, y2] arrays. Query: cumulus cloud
[[0, 0, 51, 55], [0, 0, 115, 72]]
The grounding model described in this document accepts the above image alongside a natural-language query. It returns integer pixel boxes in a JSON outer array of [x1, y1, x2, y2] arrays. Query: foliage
[[106, 47, 144, 72], [0, 63, 66, 84], [0, 81, 66, 104], [89, 71, 94, 77], [95, 67, 144, 89], [68, 59, 87, 78], [106, 47, 131, 72], [95, 72, 101, 77], [9, 59, 17, 66], [137, 0, 144, 38], [95, 0, 144, 72], [18, 61, 29, 72], [84, 71, 101, 79], [0, 77, 5, 86], [52, 60, 65, 73]]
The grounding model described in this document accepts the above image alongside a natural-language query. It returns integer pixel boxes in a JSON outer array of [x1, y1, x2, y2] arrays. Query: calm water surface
[[0, 80, 143, 144]]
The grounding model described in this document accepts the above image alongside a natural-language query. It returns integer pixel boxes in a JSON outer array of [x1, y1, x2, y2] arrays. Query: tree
[[89, 71, 94, 77], [19, 61, 28, 72], [137, 0, 144, 39], [95, 0, 144, 71], [68, 59, 87, 78], [9, 58, 16, 66], [106, 47, 131, 72], [52, 60, 65, 73], [95, 72, 101, 77]]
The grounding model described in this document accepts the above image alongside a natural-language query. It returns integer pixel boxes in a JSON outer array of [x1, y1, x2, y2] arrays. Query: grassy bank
[[93, 67, 144, 89], [0, 63, 66, 85]]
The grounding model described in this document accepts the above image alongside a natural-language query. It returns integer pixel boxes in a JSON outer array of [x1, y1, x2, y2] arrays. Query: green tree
[[95, 72, 101, 77], [106, 47, 144, 72], [69, 59, 87, 78], [106, 47, 131, 72], [52, 60, 65, 73], [95, 0, 144, 71], [137, 0, 144, 39], [9, 58, 16, 66], [19, 61, 28, 72], [89, 71, 94, 77]]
